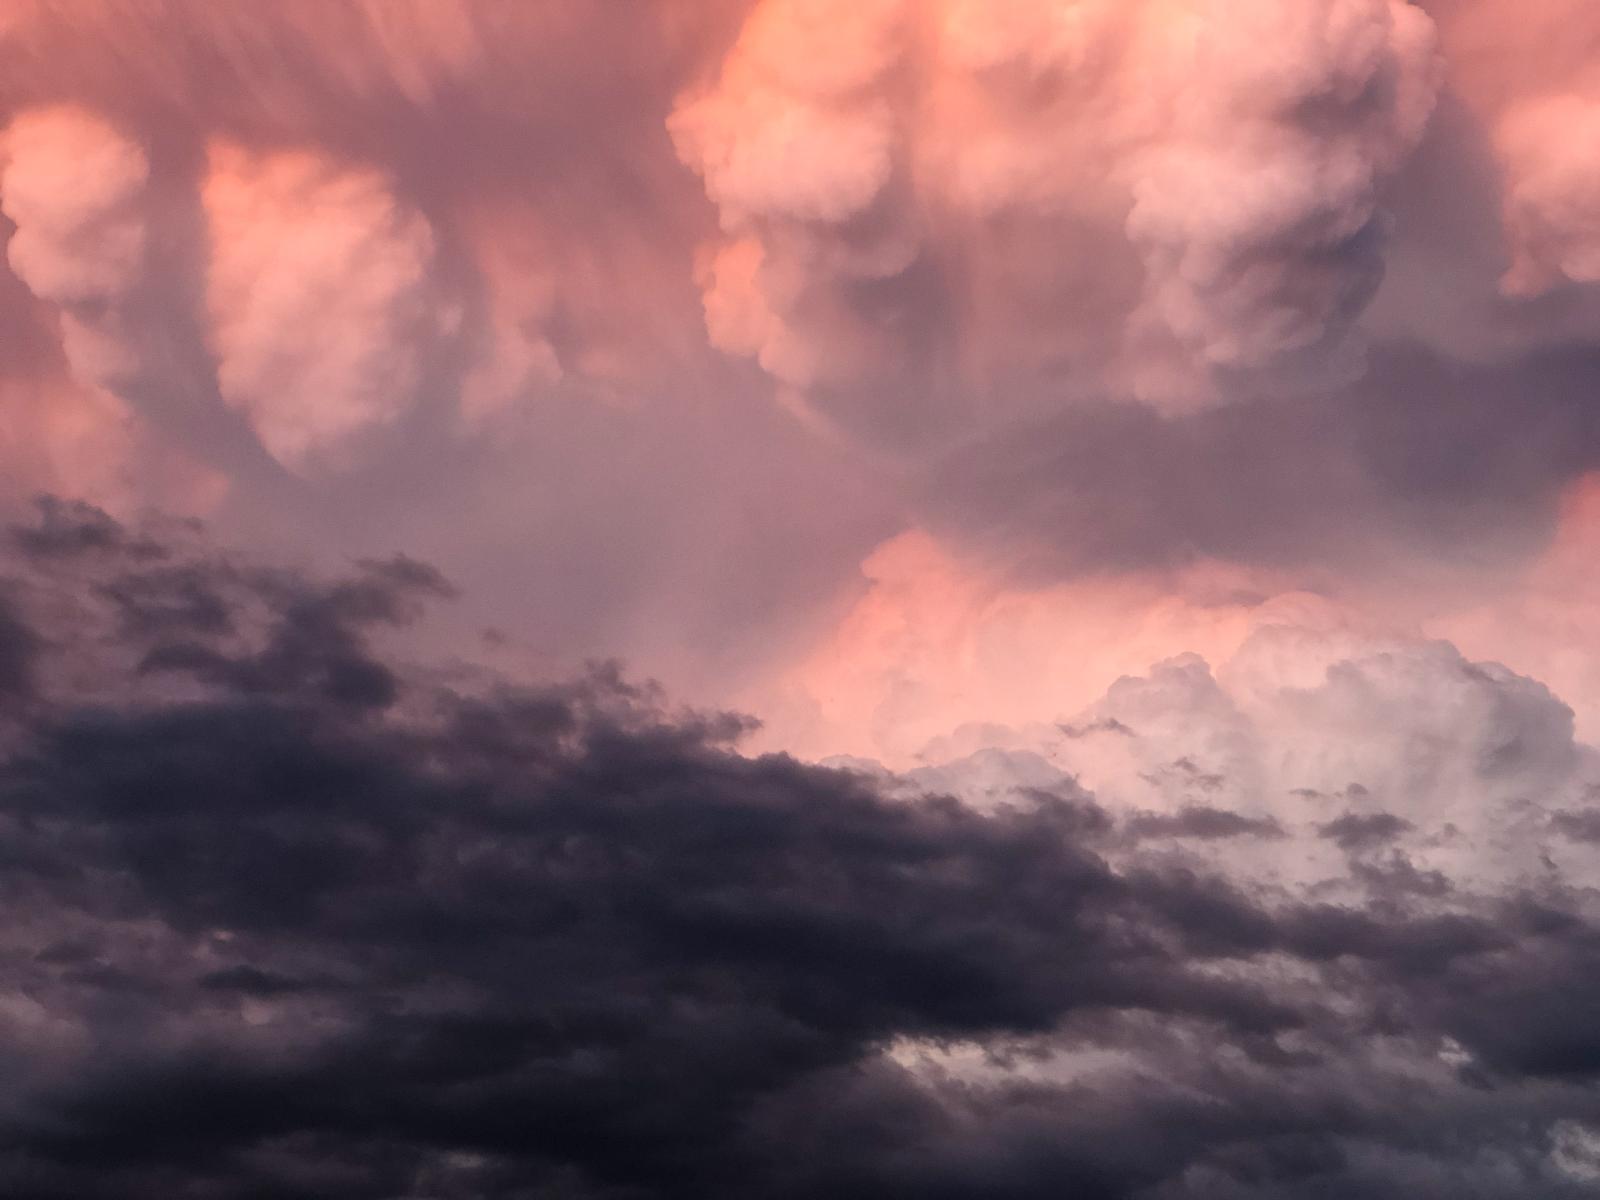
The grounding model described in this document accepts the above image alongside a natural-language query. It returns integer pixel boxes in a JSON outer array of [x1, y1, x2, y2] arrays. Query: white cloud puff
[[201, 142, 442, 470], [0, 105, 150, 389]]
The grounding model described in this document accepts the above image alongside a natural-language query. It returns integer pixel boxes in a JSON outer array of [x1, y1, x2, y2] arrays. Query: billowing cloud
[[1493, 93, 1600, 294], [1423, 0, 1600, 296], [0, 1, 736, 494], [1, 106, 147, 324], [201, 142, 443, 470], [1071, 622, 1582, 879], [1, 507, 1600, 1197], [1114, 0, 1439, 399], [0, 105, 226, 511], [765, 507, 1591, 850], [0, 0, 1581, 666], [0, 105, 145, 464], [757, 527, 1278, 762], [673, 0, 1441, 420], [1433, 470, 1600, 742], [3, 33, 1600, 1200]]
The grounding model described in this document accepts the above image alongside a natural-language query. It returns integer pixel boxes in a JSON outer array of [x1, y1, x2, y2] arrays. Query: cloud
[[0, 509, 1599, 1196], [0, 105, 147, 493], [0, 0, 1590, 716], [758, 527, 1286, 763], [767, 519, 1593, 893], [1319, 810, 1415, 850], [1115, 0, 1439, 400], [1432, 471, 1600, 743], [0, 2, 734, 489], [1424, 0, 1600, 296], [912, 341, 1600, 585], [0, 106, 147, 317], [1126, 806, 1287, 841], [7, 27, 1600, 1132], [200, 142, 444, 470], [673, 0, 1441, 421], [0, 105, 235, 512], [1494, 93, 1600, 295]]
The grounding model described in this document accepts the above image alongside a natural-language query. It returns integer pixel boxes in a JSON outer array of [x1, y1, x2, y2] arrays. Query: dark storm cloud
[[0, 591, 37, 703], [12, 496, 163, 561], [0, 505, 1599, 1198], [1126, 807, 1287, 841], [1551, 806, 1600, 843], [1318, 812, 1418, 851]]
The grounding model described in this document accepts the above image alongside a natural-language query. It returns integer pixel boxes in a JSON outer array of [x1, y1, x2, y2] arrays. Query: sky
[[4, 1, 1600, 1196]]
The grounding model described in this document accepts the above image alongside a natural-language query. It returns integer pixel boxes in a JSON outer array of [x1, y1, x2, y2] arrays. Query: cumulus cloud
[[0, 105, 227, 512], [674, 0, 1440, 420], [669, 0, 923, 413], [0, 106, 146, 486], [1424, 0, 1600, 297], [201, 142, 444, 470], [1494, 93, 1600, 294], [766, 512, 1594, 893], [1433, 471, 1600, 743], [758, 527, 1277, 762], [0, 106, 148, 319], [0, 508, 1599, 1197], [0, 1, 732, 498], [1115, 0, 1439, 399], [1069, 623, 1584, 888]]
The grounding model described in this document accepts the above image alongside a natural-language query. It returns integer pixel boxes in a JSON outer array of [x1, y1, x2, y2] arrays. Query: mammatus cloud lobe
[[672, 0, 1440, 419], [0, 106, 146, 493], [202, 143, 443, 470]]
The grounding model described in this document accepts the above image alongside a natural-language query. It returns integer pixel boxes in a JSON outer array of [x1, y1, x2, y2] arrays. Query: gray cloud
[[0, 507, 1597, 1197]]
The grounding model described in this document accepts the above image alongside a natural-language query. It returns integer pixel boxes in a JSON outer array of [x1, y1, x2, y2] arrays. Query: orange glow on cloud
[[1433, 471, 1600, 739], [751, 529, 1334, 764], [201, 142, 442, 471], [2, 0, 1600, 762], [1427, 0, 1600, 294], [673, 0, 1440, 414]]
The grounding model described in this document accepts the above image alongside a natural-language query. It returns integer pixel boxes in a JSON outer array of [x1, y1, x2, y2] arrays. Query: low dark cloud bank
[[0, 502, 1598, 1198]]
